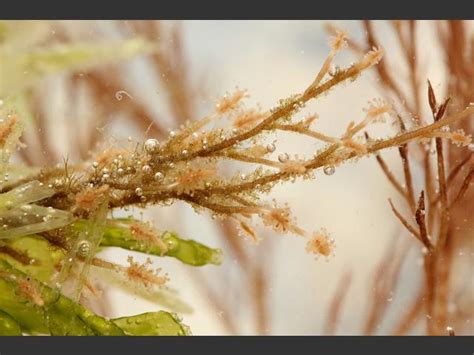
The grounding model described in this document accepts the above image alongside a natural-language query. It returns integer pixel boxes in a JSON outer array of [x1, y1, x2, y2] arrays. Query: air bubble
[[77, 240, 91, 258], [144, 138, 160, 153], [266, 143, 276, 153], [154, 172, 164, 181], [323, 165, 335, 175], [278, 153, 289, 163], [142, 165, 152, 174]]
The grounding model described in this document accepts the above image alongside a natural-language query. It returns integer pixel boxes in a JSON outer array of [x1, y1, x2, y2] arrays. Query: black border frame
[[0, 0, 473, 19], [1, 335, 473, 354], [0, 2, 473, 354]]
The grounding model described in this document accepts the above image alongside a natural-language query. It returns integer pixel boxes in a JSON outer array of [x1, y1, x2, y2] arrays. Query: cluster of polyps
[[125, 256, 168, 288], [305, 229, 335, 259], [129, 221, 169, 255]]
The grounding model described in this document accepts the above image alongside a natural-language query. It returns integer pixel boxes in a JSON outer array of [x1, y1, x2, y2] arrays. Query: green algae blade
[[113, 311, 191, 336]]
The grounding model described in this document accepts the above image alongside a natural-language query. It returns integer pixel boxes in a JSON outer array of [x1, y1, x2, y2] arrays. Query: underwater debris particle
[[115, 90, 133, 101]]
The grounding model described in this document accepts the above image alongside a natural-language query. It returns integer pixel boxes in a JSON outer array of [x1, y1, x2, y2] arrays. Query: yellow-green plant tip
[[112, 311, 190, 336]]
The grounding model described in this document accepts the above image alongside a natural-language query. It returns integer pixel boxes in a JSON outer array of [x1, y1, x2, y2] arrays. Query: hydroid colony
[[0, 22, 472, 335]]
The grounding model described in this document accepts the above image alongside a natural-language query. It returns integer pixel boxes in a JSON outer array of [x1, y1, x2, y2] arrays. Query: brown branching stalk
[[326, 20, 473, 336]]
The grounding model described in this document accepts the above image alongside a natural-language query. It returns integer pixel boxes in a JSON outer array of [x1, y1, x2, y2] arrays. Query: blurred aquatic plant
[[324, 20, 473, 336], [0, 20, 472, 336]]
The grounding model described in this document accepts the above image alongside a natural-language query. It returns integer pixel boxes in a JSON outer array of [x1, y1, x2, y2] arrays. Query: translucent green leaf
[[0, 181, 74, 240], [57, 200, 107, 301], [113, 311, 190, 336], [0, 38, 157, 96], [0, 259, 124, 335], [0, 181, 55, 211], [0, 310, 22, 335], [82, 218, 223, 266], [0, 204, 74, 240], [160, 232, 223, 266], [0, 234, 64, 283], [0, 259, 190, 336], [2, 163, 41, 187]]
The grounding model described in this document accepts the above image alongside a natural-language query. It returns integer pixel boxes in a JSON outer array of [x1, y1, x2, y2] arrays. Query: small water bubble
[[278, 153, 289, 163], [266, 143, 276, 153], [144, 138, 160, 153], [329, 65, 340, 76], [141, 165, 152, 174], [154, 172, 164, 181], [77, 240, 91, 258], [135, 187, 143, 196], [169, 130, 176, 138], [323, 165, 335, 176], [468, 143, 474, 152], [182, 149, 189, 156]]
